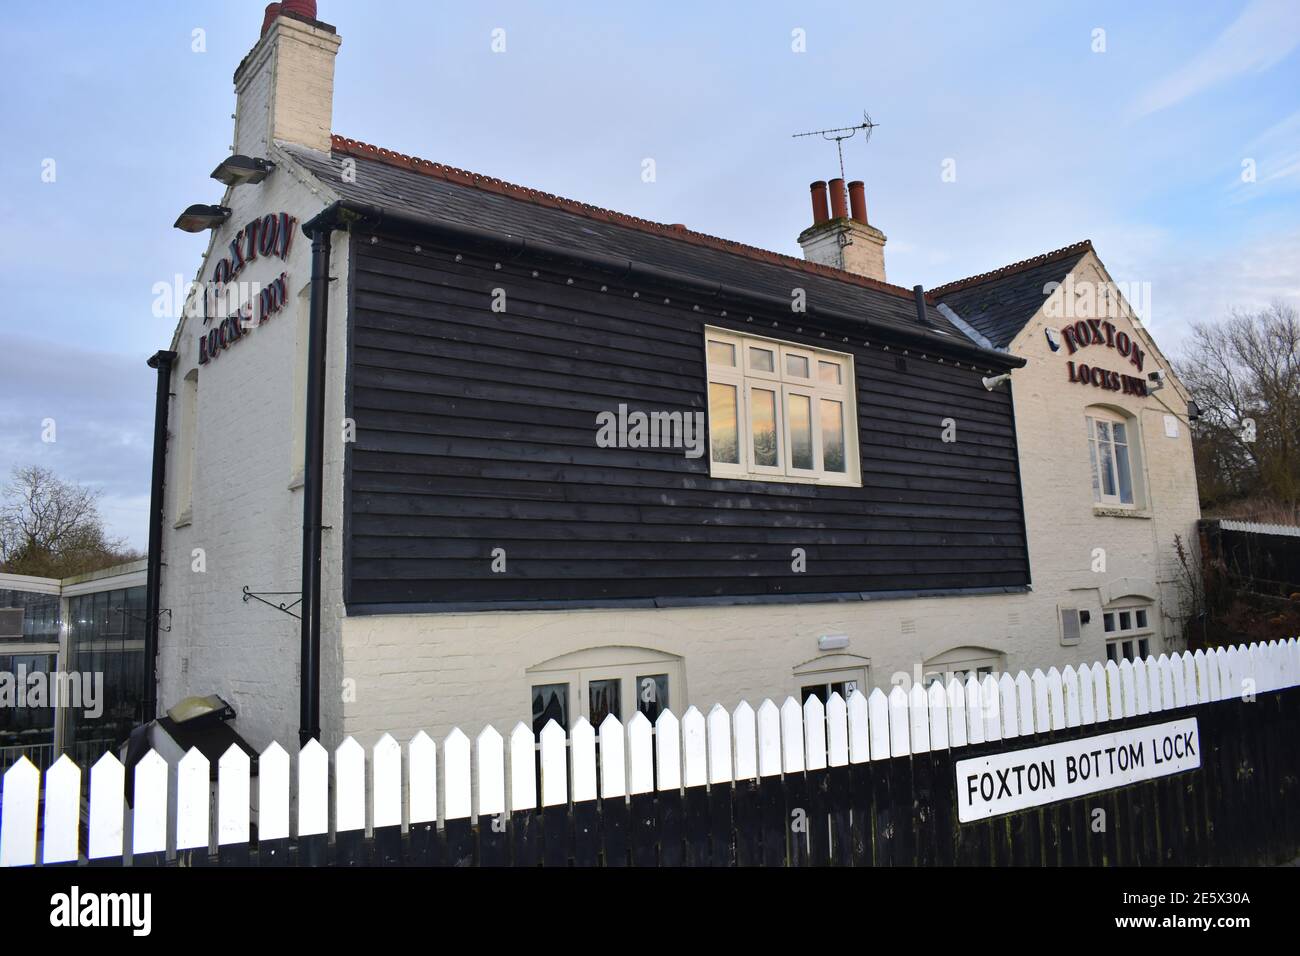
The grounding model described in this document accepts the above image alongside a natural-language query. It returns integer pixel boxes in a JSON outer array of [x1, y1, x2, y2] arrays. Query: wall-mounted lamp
[[818, 634, 850, 652], [173, 204, 232, 233], [982, 372, 1012, 391], [1147, 369, 1166, 393], [210, 154, 275, 186]]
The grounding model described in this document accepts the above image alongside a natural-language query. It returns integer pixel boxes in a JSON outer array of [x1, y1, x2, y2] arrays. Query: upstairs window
[[704, 328, 860, 486], [1086, 411, 1135, 506]]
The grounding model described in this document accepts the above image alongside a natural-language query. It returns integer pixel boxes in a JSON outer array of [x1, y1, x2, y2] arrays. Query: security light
[[982, 372, 1012, 391], [173, 204, 231, 232], [210, 154, 275, 186]]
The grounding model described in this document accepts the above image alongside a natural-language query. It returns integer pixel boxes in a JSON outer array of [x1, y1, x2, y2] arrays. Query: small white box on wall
[[1163, 414, 1179, 438]]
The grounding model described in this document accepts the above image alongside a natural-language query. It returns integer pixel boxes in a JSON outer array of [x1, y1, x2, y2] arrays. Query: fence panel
[[2, 639, 1299, 868]]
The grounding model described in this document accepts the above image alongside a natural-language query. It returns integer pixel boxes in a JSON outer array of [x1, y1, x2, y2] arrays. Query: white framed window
[[1104, 603, 1154, 663], [704, 327, 860, 486], [527, 647, 685, 734], [922, 645, 1006, 687], [1086, 410, 1136, 506]]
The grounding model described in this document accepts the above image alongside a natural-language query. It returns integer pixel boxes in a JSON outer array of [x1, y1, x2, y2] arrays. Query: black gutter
[[298, 225, 332, 746], [142, 349, 176, 724], [302, 200, 1025, 370]]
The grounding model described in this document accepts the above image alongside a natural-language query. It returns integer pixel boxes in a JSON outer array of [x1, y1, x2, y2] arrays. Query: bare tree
[[1178, 303, 1300, 513], [0, 465, 139, 578]]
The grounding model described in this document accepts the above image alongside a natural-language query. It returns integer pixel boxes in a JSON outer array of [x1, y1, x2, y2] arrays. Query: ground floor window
[[1104, 602, 1154, 663], [527, 647, 684, 733], [921, 646, 1005, 688]]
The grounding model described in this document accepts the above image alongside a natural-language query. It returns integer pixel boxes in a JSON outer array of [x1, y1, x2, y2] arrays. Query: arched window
[[526, 646, 684, 734], [1085, 405, 1143, 507], [922, 645, 1006, 687]]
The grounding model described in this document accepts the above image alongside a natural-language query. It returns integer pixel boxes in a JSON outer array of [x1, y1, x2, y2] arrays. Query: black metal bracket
[[242, 586, 303, 620], [112, 606, 172, 633]]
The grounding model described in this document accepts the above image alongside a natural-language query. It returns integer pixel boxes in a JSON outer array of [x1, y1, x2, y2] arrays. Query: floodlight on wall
[[173, 204, 232, 232], [818, 634, 850, 652], [982, 372, 1012, 391], [210, 154, 275, 186]]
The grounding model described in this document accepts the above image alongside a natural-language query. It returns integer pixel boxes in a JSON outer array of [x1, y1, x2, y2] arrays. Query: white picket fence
[[1, 638, 1297, 866]]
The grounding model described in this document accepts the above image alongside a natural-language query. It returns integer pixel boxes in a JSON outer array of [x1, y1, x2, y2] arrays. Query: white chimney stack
[[232, 2, 342, 156], [797, 178, 889, 283]]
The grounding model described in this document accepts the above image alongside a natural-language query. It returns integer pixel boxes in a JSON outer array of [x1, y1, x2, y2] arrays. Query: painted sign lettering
[[955, 717, 1199, 821], [197, 210, 297, 365]]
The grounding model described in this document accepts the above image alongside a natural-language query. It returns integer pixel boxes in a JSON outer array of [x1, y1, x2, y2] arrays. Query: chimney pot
[[809, 181, 829, 225], [280, 0, 318, 20], [261, 3, 282, 35], [828, 178, 848, 220], [848, 180, 867, 224]]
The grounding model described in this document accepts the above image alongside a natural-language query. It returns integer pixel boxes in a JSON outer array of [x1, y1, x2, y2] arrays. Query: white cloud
[[1131, 0, 1300, 117]]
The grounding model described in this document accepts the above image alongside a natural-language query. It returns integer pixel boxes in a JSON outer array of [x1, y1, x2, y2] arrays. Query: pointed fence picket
[[2, 637, 1299, 867]]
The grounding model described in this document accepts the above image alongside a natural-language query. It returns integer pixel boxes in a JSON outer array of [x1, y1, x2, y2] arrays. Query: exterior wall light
[[818, 634, 850, 651], [173, 204, 232, 232], [210, 155, 275, 186]]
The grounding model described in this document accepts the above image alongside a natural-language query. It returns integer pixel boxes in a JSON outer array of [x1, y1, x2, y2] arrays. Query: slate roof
[[283, 136, 1001, 359], [931, 241, 1093, 349]]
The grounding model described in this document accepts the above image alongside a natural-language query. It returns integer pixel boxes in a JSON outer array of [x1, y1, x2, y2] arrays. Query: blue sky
[[1, 0, 1298, 549]]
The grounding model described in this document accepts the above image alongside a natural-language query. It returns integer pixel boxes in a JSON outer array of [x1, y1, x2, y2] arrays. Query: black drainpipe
[[299, 224, 333, 746], [142, 349, 176, 724]]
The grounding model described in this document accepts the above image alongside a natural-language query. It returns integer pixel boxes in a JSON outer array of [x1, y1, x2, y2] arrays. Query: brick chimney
[[797, 178, 888, 282], [232, 2, 342, 156]]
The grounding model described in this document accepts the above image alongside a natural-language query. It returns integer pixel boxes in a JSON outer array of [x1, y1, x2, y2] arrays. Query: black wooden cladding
[[86, 687, 1300, 867], [344, 237, 1031, 609]]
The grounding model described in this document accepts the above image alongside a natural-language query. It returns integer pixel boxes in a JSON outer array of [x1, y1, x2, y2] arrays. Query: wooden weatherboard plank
[[955, 717, 1201, 822]]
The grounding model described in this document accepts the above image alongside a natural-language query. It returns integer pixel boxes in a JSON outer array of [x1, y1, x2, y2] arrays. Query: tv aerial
[[792, 111, 878, 183]]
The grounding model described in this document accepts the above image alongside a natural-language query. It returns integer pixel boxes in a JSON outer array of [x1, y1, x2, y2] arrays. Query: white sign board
[[955, 717, 1200, 822]]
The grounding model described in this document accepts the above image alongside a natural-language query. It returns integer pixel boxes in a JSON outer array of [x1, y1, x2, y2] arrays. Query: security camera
[[982, 373, 1012, 391]]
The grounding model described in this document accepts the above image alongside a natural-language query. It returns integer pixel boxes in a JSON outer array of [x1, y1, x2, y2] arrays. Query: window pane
[[751, 388, 779, 466], [1138, 638, 1150, 658], [1135, 608, 1148, 628], [1088, 437, 1101, 501], [707, 341, 735, 366], [1112, 422, 1128, 445], [636, 674, 668, 723], [1103, 612, 1115, 633], [1115, 441, 1133, 504], [1106, 643, 1118, 663], [1096, 420, 1111, 442], [1099, 439, 1117, 497], [821, 400, 846, 472], [748, 347, 774, 372], [786, 354, 810, 378], [819, 361, 842, 386], [789, 393, 813, 469], [531, 683, 568, 734], [801, 684, 828, 705], [1119, 611, 1132, 630], [708, 382, 739, 464], [1122, 641, 1133, 661], [589, 679, 621, 728]]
